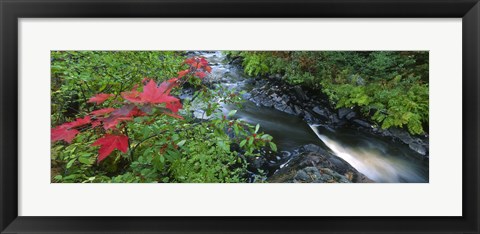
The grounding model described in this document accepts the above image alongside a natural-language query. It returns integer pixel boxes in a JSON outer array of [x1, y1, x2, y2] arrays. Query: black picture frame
[[1, 0, 479, 233]]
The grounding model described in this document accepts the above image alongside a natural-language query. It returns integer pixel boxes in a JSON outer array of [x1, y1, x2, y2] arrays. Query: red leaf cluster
[[51, 116, 91, 143], [184, 57, 212, 79], [90, 108, 115, 116], [52, 56, 213, 163], [121, 79, 182, 114], [88, 93, 113, 104], [91, 134, 129, 162]]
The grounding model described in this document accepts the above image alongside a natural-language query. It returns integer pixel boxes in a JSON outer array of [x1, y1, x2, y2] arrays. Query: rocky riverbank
[[246, 76, 429, 157], [258, 144, 373, 183], [195, 51, 429, 183]]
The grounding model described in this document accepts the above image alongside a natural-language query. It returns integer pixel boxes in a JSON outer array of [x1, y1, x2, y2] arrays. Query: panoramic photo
[[51, 51, 429, 183]]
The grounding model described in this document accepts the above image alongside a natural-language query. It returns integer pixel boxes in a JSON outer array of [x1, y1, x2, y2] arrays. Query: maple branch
[[83, 81, 93, 93], [129, 132, 165, 161], [78, 84, 88, 105], [122, 123, 132, 161]]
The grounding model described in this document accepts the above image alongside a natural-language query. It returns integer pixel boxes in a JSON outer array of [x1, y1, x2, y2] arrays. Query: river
[[196, 51, 429, 183]]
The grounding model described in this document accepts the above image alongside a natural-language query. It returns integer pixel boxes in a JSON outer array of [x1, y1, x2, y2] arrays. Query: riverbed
[[196, 51, 429, 183]]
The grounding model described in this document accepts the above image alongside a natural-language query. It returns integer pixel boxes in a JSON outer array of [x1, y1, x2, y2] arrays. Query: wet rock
[[330, 114, 346, 126], [293, 169, 312, 182], [338, 108, 353, 119], [301, 144, 323, 153], [293, 167, 343, 183], [352, 119, 371, 128], [273, 102, 294, 115], [293, 86, 308, 101], [247, 157, 267, 173], [303, 111, 316, 123], [281, 94, 290, 103], [388, 128, 414, 145], [242, 92, 252, 100], [270, 93, 282, 103], [409, 142, 427, 155], [268, 144, 373, 183], [312, 106, 330, 120], [280, 151, 292, 159], [262, 100, 274, 107], [283, 106, 295, 115], [345, 111, 357, 120], [294, 105, 304, 115]]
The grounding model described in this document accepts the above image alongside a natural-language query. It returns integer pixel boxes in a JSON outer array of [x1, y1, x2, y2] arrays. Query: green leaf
[[227, 110, 237, 117], [177, 140, 186, 147], [240, 139, 247, 147], [217, 141, 230, 152], [248, 137, 254, 146], [233, 124, 239, 136], [269, 142, 277, 152], [78, 157, 91, 165], [66, 158, 76, 169], [255, 124, 260, 134]]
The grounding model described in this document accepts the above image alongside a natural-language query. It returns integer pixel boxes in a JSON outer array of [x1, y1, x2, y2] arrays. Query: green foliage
[[51, 51, 278, 183], [51, 51, 185, 126], [230, 51, 429, 135]]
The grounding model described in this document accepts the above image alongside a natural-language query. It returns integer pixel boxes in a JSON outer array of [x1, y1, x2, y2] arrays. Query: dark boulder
[[293, 85, 308, 101], [281, 94, 291, 104], [247, 156, 267, 173], [293, 167, 351, 183], [312, 106, 331, 121], [345, 111, 357, 120], [293, 105, 304, 116], [261, 99, 274, 108], [352, 119, 372, 128], [338, 108, 353, 119], [268, 144, 373, 183], [303, 111, 317, 123], [388, 127, 414, 145], [409, 142, 427, 156]]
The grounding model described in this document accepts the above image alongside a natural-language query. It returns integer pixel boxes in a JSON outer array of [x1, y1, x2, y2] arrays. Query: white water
[[196, 51, 428, 183], [309, 124, 427, 183]]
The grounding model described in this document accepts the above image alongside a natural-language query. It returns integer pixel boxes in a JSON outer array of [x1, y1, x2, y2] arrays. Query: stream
[[196, 51, 429, 183]]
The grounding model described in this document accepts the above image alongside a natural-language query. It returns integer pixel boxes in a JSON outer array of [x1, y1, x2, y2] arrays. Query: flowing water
[[197, 51, 429, 183]]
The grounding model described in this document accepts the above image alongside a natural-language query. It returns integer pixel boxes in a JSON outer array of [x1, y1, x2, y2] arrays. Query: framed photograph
[[1, 0, 478, 233]]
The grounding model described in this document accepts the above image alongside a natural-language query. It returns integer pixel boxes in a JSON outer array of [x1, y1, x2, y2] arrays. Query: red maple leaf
[[62, 116, 91, 129], [88, 93, 113, 104], [102, 105, 135, 130], [194, 71, 207, 79], [51, 116, 91, 143], [103, 116, 132, 130], [185, 57, 209, 69], [177, 69, 190, 78], [51, 126, 79, 143], [121, 87, 142, 103], [203, 65, 212, 73], [90, 108, 115, 116], [166, 99, 182, 113], [91, 134, 129, 162], [139, 80, 179, 104], [168, 77, 181, 86], [91, 120, 102, 128], [127, 106, 147, 117]]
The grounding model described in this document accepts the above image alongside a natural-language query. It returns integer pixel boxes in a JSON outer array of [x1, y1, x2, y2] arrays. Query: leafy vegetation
[[51, 51, 276, 183], [227, 51, 429, 134]]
